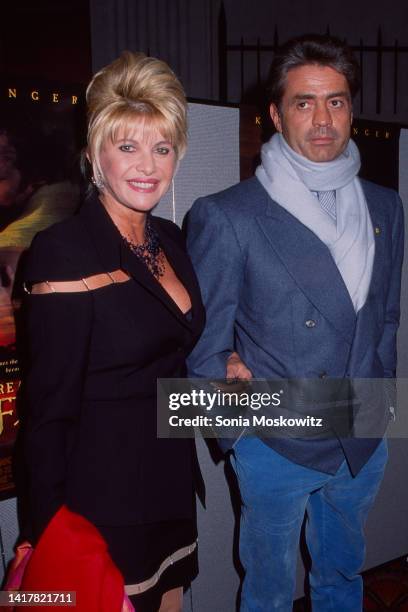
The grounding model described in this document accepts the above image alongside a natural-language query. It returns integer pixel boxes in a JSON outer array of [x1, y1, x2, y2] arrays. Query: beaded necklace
[[121, 218, 165, 279]]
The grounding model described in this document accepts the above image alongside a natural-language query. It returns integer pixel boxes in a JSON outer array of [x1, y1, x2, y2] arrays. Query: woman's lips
[[127, 179, 159, 193]]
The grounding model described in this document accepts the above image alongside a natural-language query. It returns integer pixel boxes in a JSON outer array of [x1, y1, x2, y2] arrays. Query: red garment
[[16, 506, 134, 611]]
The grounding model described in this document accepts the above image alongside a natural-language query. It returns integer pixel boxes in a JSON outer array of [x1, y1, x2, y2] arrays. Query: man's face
[[270, 64, 353, 162]]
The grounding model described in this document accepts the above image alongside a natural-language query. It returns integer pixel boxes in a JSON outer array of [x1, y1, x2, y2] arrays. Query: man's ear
[[270, 103, 282, 133]]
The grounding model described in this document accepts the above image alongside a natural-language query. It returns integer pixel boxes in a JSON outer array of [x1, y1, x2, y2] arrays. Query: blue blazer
[[186, 176, 404, 475]]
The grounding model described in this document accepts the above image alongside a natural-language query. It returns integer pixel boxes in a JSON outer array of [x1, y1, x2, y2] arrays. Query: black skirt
[[97, 520, 198, 612]]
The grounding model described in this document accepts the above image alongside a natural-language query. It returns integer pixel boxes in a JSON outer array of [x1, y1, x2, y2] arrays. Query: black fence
[[218, 2, 408, 117]]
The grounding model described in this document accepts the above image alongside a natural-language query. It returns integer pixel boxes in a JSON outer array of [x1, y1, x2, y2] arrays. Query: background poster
[[0, 79, 85, 499]]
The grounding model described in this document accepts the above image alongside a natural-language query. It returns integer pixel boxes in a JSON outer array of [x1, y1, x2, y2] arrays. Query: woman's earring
[[172, 178, 176, 223], [91, 171, 104, 190]]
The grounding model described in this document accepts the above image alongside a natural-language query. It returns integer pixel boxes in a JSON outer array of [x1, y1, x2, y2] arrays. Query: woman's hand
[[226, 351, 253, 380]]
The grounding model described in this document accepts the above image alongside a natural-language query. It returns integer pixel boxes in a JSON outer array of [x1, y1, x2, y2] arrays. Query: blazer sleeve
[[23, 230, 93, 543], [376, 191, 405, 378], [186, 197, 245, 378]]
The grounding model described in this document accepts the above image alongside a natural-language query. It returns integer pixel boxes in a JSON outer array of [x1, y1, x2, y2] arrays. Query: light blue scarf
[[256, 134, 375, 313]]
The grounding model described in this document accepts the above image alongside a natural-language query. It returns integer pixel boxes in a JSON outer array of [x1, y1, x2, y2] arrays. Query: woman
[[22, 52, 205, 611]]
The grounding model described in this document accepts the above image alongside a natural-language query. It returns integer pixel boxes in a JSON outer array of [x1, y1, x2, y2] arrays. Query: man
[[186, 35, 404, 611]]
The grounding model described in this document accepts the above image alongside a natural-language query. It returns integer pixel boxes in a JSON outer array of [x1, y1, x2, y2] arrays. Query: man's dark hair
[[268, 34, 360, 109]]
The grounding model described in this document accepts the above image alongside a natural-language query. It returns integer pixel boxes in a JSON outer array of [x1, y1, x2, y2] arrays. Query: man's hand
[[226, 351, 253, 380]]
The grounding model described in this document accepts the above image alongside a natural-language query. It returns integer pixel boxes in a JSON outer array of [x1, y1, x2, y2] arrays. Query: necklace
[[122, 218, 165, 279]]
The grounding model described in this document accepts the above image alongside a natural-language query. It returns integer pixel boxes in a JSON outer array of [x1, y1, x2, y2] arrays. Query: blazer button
[[305, 319, 316, 328], [319, 371, 328, 379]]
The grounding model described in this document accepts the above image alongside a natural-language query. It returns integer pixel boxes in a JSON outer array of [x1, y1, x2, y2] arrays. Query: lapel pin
[[374, 227, 381, 235]]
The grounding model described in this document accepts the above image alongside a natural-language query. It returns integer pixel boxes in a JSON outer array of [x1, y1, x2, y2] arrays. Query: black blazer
[[22, 194, 205, 541]]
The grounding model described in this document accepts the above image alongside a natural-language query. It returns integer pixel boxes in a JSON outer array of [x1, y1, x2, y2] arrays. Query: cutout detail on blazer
[[25, 270, 131, 294]]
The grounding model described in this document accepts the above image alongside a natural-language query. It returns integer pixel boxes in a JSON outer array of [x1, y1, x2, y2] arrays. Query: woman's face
[[97, 122, 177, 217]]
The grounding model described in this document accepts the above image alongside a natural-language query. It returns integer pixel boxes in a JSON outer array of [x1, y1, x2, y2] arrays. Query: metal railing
[[218, 2, 408, 116]]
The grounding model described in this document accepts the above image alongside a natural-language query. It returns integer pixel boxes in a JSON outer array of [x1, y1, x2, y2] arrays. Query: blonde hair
[[85, 51, 188, 181]]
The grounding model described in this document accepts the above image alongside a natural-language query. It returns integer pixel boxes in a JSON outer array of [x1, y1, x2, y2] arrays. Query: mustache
[[305, 127, 339, 140]]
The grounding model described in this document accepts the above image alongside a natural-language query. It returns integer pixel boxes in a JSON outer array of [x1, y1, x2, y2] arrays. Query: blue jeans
[[230, 437, 388, 612]]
